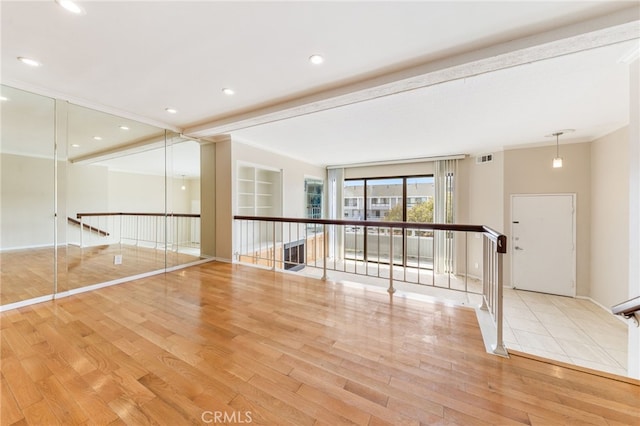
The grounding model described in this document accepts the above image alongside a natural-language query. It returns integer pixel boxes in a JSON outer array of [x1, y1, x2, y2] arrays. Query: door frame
[[510, 193, 577, 297]]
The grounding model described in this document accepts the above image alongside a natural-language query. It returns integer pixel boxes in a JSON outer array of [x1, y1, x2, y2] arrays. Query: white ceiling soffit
[[231, 39, 635, 166], [185, 6, 639, 138], [92, 140, 202, 178], [2, 1, 639, 168]]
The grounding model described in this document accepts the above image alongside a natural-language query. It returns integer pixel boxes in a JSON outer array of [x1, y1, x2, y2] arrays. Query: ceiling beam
[[184, 6, 639, 139], [70, 132, 167, 164]]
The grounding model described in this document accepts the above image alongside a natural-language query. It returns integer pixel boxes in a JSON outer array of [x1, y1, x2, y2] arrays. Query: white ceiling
[[1, 1, 639, 170]]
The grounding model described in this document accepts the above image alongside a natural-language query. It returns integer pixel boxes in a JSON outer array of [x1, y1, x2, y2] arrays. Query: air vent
[[476, 153, 493, 164]]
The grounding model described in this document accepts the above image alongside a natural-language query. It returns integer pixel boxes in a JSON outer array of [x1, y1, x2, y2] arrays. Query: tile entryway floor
[[502, 288, 628, 376]]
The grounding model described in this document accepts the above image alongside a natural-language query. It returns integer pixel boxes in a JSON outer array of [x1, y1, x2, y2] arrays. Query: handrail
[[234, 215, 507, 253], [77, 212, 200, 219], [67, 217, 110, 236], [612, 296, 640, 325], [74, 212, 201, 252]]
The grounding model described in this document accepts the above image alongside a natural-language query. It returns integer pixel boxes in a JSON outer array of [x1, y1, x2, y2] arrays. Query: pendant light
[[552, 132, 563, 168], [546, 129, 574, 169], [181, 175, 186, 191]]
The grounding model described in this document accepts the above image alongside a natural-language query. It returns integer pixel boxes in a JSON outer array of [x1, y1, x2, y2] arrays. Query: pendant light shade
[[553, 157, 563, 168], [552, 132, 563, 168]]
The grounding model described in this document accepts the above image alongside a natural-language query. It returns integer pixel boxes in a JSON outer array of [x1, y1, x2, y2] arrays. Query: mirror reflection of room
[[0, 85, 204, 307]]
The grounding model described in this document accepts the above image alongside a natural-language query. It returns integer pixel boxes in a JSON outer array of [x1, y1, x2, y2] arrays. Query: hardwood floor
[[0, 245, 201, 305], [1, 262, 638, 425]]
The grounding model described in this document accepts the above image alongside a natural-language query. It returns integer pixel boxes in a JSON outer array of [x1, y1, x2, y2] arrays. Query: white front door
[[511, 194, 576, 297]]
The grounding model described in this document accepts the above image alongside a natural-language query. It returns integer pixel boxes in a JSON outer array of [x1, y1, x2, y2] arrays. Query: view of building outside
[[342, 176, 435, 267], [305, 178, 323, 219], [343, 176, 434, 221]]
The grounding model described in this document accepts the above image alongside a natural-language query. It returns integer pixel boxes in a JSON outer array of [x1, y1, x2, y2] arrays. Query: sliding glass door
[[405, 176, 435, 268], [343, 175, 434, 268]]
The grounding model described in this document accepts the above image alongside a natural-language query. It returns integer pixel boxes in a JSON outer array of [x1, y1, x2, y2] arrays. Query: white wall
[[627, 58, 639, 379], [1, 154, 55, 249], [107, 172, 165, 212], [67, 163, 109, 216], [590, 127, 629, 309], [459, 152, 504, 278], [214, 139, 231, 260], [232, 140, 325, 218], [503, 142, 592, 295]]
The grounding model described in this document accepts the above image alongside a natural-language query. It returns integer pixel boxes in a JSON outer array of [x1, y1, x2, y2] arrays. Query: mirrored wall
[[0, 85, 205, 309]]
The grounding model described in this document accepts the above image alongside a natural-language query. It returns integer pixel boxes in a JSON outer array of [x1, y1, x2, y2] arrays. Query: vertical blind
[[434, 159, 457, 273]]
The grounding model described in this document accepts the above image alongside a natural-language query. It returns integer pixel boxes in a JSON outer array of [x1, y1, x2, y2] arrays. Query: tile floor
[[502, 288, 628, 376]]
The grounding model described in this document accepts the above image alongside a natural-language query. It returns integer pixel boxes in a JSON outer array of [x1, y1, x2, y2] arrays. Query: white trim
[[576, 295, 628, 324], [0, 243, 62, 252], [327, 154, 465, 170], [0, 295, 55, 312]]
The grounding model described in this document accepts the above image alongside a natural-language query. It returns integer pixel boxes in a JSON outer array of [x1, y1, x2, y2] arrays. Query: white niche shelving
[[237, 164, 282, 217]]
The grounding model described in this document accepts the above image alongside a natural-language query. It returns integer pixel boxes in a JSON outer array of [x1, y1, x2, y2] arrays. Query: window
[[304, 178, 323, 219], [343, 175, 434, 267], [304, 178, 323, 234]]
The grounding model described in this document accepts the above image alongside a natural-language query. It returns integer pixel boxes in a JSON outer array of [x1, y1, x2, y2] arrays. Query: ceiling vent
[[476, 153, 493, 164]]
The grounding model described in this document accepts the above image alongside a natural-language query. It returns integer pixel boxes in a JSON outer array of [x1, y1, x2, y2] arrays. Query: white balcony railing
[[73, 212, 200, 255]]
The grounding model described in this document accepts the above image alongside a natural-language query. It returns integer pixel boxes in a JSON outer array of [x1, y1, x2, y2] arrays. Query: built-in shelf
[[236, 163, 283, 259], [237, 163, 282, 217]]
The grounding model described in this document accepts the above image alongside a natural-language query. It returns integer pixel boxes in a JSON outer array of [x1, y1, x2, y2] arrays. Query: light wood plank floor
[[1, 262, 638, 425], [0, 245, 201, 305]]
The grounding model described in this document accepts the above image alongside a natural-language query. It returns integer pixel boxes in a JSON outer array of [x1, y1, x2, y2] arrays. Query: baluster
[[388, 227, 395, 294]]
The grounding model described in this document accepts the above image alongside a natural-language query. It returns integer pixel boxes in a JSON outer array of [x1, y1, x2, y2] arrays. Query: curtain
[[327, 168, 344, 259], [434, 159, 457, 273]]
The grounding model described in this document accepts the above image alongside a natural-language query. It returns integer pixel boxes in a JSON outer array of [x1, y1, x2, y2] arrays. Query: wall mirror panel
[[0, 85, 204, 310], [165, 132, 202, 269], [65, 103, 169, 291], [0, 86, 56, 305]]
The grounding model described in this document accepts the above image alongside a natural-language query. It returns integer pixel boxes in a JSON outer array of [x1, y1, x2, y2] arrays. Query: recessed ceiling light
[[56, 0, 85, 15], [222, 88, 235, 96], [93, 136, 102, 141], [309, 54, 324, 65], [71, 144, 80, 148], [0, 96, 8, 101], [165, 107, 178, 114], [18, 57, 42, 67], [119, 125, 129, 130]]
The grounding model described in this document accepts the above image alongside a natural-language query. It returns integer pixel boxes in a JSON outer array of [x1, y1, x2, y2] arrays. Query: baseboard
[[0, 243, 62, 252], [0, 294, 55, 312], [576, 295, 627, 324]]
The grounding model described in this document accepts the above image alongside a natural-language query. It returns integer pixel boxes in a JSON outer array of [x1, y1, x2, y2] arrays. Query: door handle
[[514, 246, 524, 250]]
